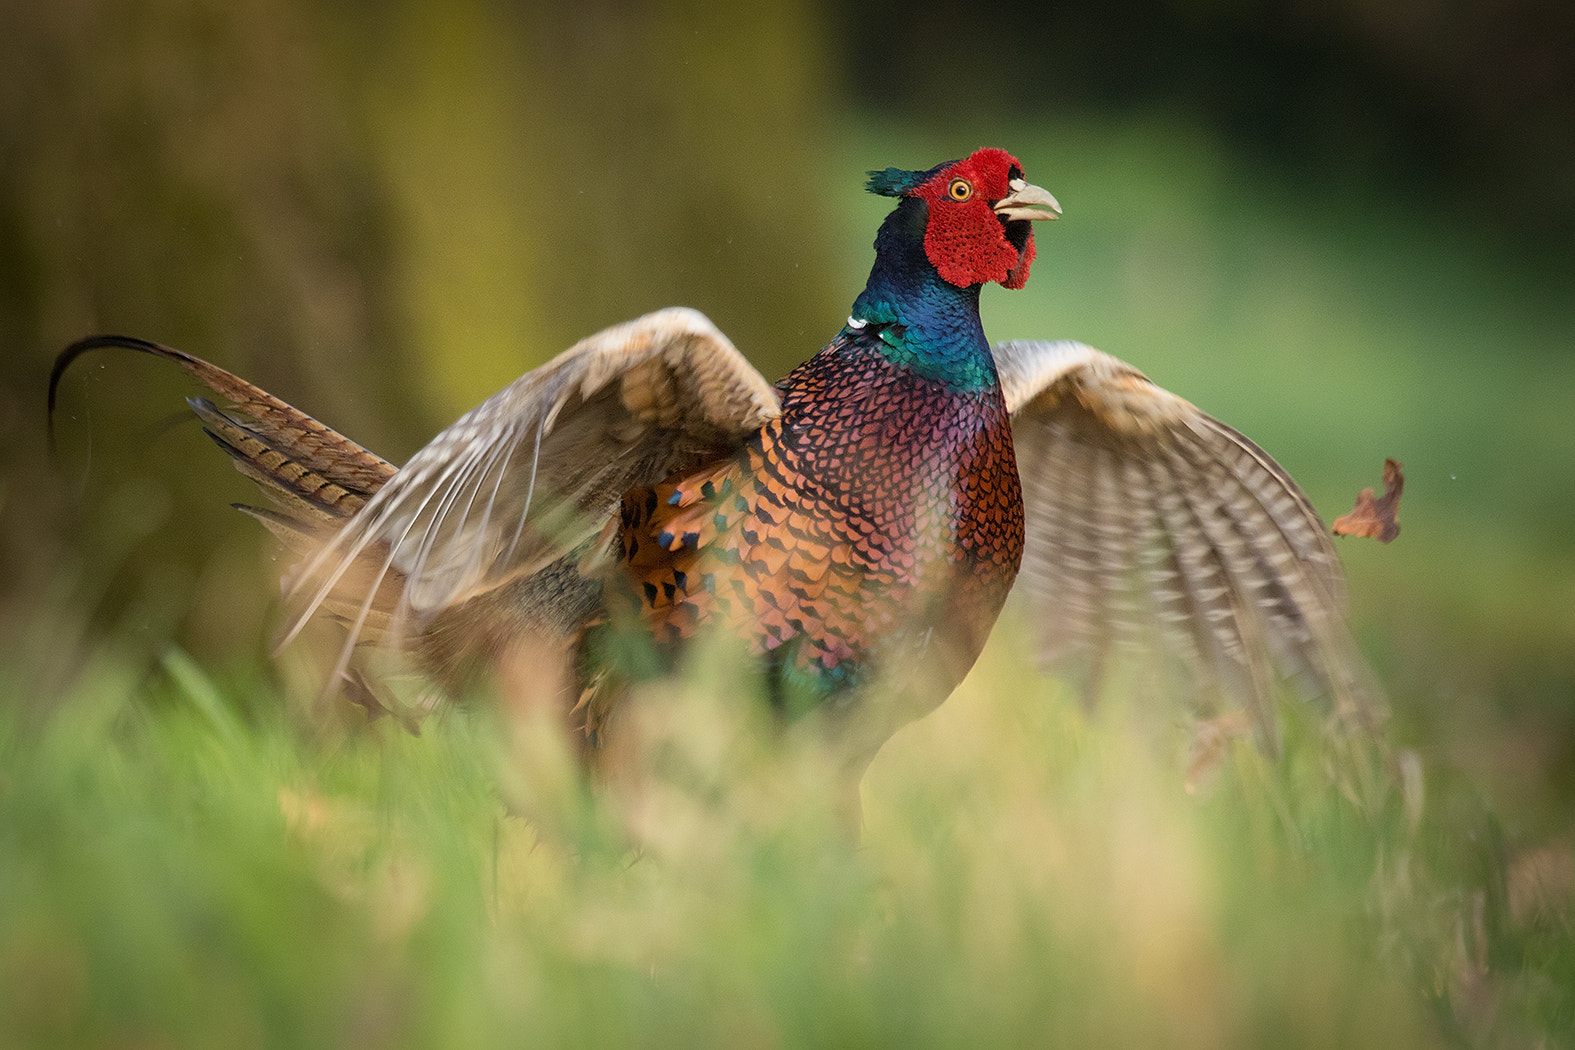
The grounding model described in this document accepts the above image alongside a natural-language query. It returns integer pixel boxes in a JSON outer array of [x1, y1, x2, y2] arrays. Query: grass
[[1, 619, 1569, 1048]]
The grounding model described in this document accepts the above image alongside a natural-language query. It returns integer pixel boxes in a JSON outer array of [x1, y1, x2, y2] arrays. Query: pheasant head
[[865, 147, 1060, 290]]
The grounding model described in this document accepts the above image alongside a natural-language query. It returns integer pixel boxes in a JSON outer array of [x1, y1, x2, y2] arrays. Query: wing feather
[[997, 338, 1379, 736], [283, 307, 781, 657]]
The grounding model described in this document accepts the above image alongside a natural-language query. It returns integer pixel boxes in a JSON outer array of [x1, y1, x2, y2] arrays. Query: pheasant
[[51, 148, 1375, 785]]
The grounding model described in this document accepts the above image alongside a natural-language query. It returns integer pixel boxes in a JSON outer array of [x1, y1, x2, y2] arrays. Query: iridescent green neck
[[847, 198, 997, 392]]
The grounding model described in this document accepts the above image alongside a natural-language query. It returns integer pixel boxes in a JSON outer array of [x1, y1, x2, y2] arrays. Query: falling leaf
[[1333, 458, 1403, 543]]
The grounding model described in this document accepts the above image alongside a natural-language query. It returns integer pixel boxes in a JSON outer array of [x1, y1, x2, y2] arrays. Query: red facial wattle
[[911, 148, 1056, 291], [1000, 228, 1036, 290], [922, 196, 1024, 288]]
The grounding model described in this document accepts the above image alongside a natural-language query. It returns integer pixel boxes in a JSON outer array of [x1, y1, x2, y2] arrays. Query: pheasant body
[[619, 325, 1024, 718], [605, 156, 1039, 734]]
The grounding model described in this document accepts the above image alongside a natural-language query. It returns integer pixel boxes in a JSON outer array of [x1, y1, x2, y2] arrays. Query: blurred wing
[[284, 307, 780, 651], [996, 339, 1376, 742]]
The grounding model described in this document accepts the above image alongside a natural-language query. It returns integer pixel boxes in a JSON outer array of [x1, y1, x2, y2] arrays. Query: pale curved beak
[[994, 180, 1061, 222]]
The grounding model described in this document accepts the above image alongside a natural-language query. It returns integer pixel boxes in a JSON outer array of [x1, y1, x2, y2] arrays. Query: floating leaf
[[1333, 459, 1403, 543]]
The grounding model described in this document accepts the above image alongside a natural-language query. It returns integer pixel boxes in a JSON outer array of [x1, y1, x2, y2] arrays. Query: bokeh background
[[1, 0, 1573, 1043], [6, 0, 1572, 826]]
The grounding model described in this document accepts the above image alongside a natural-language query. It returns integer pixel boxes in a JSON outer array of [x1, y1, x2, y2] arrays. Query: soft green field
[[0, 635, 1440, 1048], [2, 622, 1564, 1048], [6, 117, 1574, 1048]]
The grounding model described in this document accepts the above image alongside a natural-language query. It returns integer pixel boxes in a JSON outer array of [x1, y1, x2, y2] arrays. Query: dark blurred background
[[847, 0, 1575, 242], [2, 0, 1572, 826]]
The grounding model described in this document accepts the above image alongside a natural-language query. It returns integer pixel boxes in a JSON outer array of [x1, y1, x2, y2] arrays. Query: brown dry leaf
[[1333, 458, 1404, 543]]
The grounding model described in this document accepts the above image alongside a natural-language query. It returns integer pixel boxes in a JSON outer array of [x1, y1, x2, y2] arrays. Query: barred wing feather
[[282, 308, 781, 655], [995, 339, 1376, 742]]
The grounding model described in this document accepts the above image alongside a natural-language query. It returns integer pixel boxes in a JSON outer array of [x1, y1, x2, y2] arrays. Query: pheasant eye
[[947, 178, 972, 201]]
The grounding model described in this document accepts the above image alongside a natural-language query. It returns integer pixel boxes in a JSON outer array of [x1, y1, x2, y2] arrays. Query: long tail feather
[[50, 335, 397, 509], [51, 334, 412, 652]]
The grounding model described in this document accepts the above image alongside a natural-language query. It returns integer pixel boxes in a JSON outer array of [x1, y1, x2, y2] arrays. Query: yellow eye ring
[[947, 178, 972, 201]]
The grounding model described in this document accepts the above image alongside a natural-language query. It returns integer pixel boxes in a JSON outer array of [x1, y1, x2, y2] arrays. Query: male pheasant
[[51, 148, 1375, 782]]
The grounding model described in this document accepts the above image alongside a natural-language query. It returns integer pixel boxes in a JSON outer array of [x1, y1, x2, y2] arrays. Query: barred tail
[[51, 335, 396, 522], [50, 335, 407, 642]]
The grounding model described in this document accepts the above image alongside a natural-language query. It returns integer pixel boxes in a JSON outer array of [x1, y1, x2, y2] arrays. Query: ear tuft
[[865, 167, 926, 197]]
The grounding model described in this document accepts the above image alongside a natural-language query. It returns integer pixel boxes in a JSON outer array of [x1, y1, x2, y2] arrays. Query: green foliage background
[[0, 0, 1572, 1046]]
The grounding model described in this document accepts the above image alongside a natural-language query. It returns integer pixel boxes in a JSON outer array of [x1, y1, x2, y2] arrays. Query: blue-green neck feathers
[[848, 195, 997, 392]]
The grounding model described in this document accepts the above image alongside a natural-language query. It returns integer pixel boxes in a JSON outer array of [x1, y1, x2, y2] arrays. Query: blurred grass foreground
[[4, 0, 1575, 1047], [0, 631, 1483, 1048]]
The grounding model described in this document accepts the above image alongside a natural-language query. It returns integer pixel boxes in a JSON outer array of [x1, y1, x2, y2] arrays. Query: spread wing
[[283, 307, 781, 657], [995, 338, 1378, 744]]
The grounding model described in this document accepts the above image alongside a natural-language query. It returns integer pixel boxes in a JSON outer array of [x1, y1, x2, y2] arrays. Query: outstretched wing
[[283, 307, 781, 656], [995, 338, 1377, 743]]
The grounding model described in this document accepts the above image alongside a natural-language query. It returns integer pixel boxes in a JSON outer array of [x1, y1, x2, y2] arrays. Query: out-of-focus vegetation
[[3, 0, 1573, 1046], [0, 640, 1441, 1048]]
